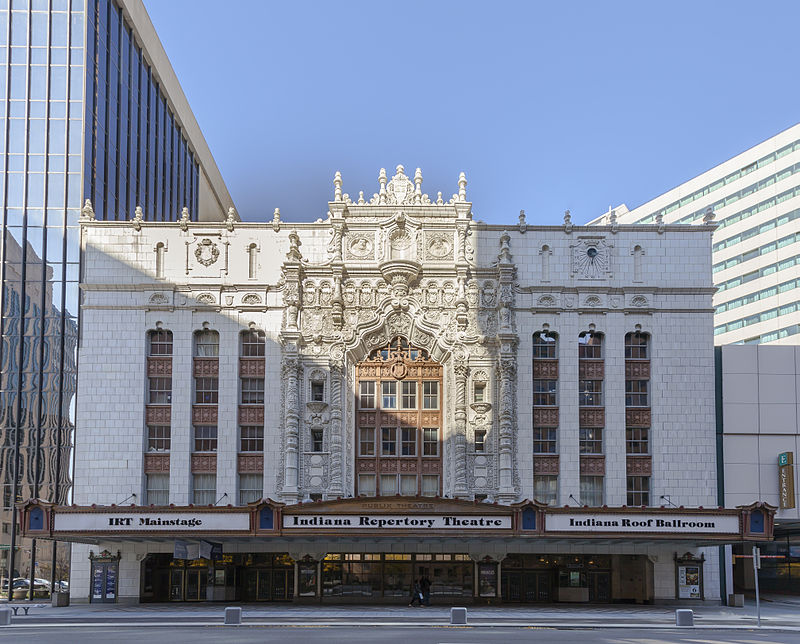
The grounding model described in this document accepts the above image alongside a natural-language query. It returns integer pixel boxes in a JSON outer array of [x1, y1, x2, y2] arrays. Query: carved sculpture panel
[[625, 361, 651, 379], [626, 408, 651, 427], [579, 408, 605, 427]]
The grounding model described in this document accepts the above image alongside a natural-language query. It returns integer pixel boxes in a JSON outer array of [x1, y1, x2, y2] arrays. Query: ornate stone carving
[[242, 293, 262, 305], [579, 408, 605, 427], [578, 361, 604, 379], [570, 238, 612, 279], [238, 454, 264, 473], [143, 454, 170, 473], [385, 165, 415, 205], [145, 406, 171, 424], [626, 408, 651, 427], [191, 454, 217, 474], [584, 295, 602, 307], [195, 292, 216, 304], [626, 455, 652, 475], [631, 295, 648, 307], [193, 406, 218, 424], [149, 292, 169, 305], [147, 358, 172, 377], [239, 406, 264, 424], [580, 455, 606, 475], [426, 232, 453, 260], [194, 238, 220, 267], [533, 408, 559, 427], [625, 360, 650, 379], [533, 360, 558, 379], [346, 234, 374, 259], [240, 358, 265, 377], [533, 455, 559, 475], [537, 294, 555, 307], [193, 358, 219, 377]]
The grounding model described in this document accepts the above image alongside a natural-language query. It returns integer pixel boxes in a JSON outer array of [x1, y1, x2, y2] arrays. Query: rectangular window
[[579, 336, 602, 359], [194, 331, 219, 357], [579, 380, 603, 407], [311, 381, 324, 402], [381, 427, 397, 456], [148, 377, 172, 404], [380, 474, 398, 496], [533, 380, 557, 406], [580, 475, 604, 507], [625, 380, 648, 407], [241, 378, 265, 405], [359, 427, 375, 456], [401, 381, 417, 409], [579, 428, 603, 454], [474, 429, 486, 452], [423, 428, 439, 456], [239, 473, 263, 505], [473, 382, 486, 402], [533, 338, 557, 359], [381, 381, 397, 409], [534, 475, 557, 505], [401, 428, 416, 456], [147, 425, 170, 452], [240, 426, 264, 452], [627, 476, 650, 506], [240, 331, 265, 357], [359, 381, 375, 409], [358, 474, 376, 497], [421, 475, 439, 497], [195, 377, 219, 404], [192, 473, 216, 506], [624, 335, 648, 359], [533, 427, 557, 454], [423, 381, 439, 409], [145, 473, 169, 505], [311, 429, 324, 452], [400, 474, 417, 496], [193, 425, 218, 452], [148, 330, 173, 356], [626, 427, 649, 454]]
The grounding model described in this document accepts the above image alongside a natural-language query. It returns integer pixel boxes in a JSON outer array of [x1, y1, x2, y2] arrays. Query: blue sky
[[144, 0, 800, 225]]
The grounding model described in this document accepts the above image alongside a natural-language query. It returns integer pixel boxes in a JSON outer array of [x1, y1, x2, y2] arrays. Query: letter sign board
[[779, 452, 795, 510]]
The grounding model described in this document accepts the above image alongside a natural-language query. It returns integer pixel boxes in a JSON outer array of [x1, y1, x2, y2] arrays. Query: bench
[[10, 603, 46, 616]]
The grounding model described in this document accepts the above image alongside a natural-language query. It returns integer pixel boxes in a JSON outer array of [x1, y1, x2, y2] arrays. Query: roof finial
[[272, 207, 281, 232], [179, 206, 190, 231], [414, 167, 423, 204], [378, 168, 388, 204], [333, 171, 343, 202], [81, 199, 95, 221], [518, 209, 527, 234], [131, 205, 143, 231], [226, 207, 236, 232], [563, 209, 573, 234], [458, 172, 467, 202]]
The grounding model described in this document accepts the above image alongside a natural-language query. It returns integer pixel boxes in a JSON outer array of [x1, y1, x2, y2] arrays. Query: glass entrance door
[[246, 568, 292, 601], [588, 571, 611, 602], [169, 568, 208, 601], [502, 569, 552, 603]]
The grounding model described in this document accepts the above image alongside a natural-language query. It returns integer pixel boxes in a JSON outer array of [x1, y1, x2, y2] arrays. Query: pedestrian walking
[[408, 578, 423, 606], [420, 575, 432, 606]]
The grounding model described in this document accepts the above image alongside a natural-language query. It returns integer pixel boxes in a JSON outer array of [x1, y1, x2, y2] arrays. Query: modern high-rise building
[[588, 123, 800, 347], [0, 0, 233, 595]]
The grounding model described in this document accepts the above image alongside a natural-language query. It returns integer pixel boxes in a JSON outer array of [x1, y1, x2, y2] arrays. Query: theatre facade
[[23, 166, 773, 603]]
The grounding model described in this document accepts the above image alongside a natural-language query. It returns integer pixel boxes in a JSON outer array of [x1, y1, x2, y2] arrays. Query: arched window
[[240, 329, 265, 357], [578, 331, 603, 359], [247, 243, 258, 279], [148, 329, 173, 356], [194, 329, 219, 357], [625, 332, 649, 359], [533, 331, 557, 359], [155, 242, 166, 279]]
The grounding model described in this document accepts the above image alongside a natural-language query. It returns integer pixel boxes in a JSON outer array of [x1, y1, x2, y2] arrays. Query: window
[[579, 428, 603, 454], [380, 474, 398, 496], [423, 428, 439, 456], [359, 381, 375, 408], [625, 380, 648, 407], [194, 425, 218, 452], [533, 331, 557, 358], [240, 329, 265, 357], [241, 378, 265, 404], [145, 473, 169, 505], [240, 426, 264, 452], [358, 474, 376, 497], [423, 381, 439, 409], [401, 428, 416, 456], [534, 475, 557, 505], [580, 476, 604, 506], [148, 377, 172, 404], [401, 381, 417, 409], [148, 330, 173, 356], [533, 427, 556, 454], [147, 425, 170, 452], [311, 429, 324, 452], [381, 427, 397, 456], [194, 330, 219, 357], [195, 377, 219, 404], [579, 380, 603, 406], [578, 332, 603, 359], [192, 473, 216, 506], [400, 474, 417, 496], [624, 332, 648, 359], [533, 380, 557, 406], [474, 429, 486, 452], [627, 476, 650, 506], [626, 428, 649, 454], [359, 427, 375, 456], [473, 382, 486, 403], [311, 380, 325, 402], [239, 473, 263, 505], [421, 475, 439, 497], [382, 381, 397, 408]]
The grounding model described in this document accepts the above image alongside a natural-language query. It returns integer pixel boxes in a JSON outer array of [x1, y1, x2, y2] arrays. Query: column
[[281, 356, 300, 501], [453, 359, 469, 498], [497, 356, 517, 500], [328, 357, 344, 497]]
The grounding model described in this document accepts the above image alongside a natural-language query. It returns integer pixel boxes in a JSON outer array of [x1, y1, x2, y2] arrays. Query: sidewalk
[[2, 599, 799, 630]]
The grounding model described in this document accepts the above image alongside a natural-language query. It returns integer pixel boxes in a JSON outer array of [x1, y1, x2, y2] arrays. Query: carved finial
[[272, 207, 281, 232], [563, 209, 573, 234], [131, 205, 143, 231], [656, 213, 665, 234], [287, 230, 303, 261], [458, 171, 467, 202], [498, 231, 512, 263], [333, 171, 343, 202], [414, 167, 423, 203], [518, 209, 527, 234], [358, 191, 365, 205], [703, 207, 715, 224], [396, 164, 405, 175], [179, 206, 190, 231], [226, 207, 236, 232], [608, 209, 618, 234], [378, 168, 388, 204], [437, 191, 443, 205], [81, 199, 95, 221]]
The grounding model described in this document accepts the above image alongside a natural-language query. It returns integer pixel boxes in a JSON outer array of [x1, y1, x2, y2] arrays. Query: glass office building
[[0, 0, 233, 595]]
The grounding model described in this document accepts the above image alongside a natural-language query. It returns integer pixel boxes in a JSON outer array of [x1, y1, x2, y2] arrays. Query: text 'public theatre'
[[20, 166, 772, 604]]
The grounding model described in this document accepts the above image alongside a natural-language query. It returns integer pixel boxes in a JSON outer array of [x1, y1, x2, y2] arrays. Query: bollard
[[675, 609, 694, 626], [224, 606, 242, 625], [450, 607, 467, 625], [0, 607, 11, 626]]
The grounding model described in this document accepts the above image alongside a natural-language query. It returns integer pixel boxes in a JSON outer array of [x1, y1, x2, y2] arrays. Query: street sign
[[779, 452, 796, 509]]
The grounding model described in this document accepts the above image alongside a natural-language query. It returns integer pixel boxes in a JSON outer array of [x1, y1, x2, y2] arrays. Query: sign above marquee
[[545, 512, 740, 535], [282, 513, 512, 530], [54, 511, 251, 533]]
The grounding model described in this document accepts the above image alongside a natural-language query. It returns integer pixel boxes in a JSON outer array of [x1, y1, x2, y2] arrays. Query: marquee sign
[[282, 513, 512, 530], [545, 512, 740, 535], [53, 511, 251, 533]]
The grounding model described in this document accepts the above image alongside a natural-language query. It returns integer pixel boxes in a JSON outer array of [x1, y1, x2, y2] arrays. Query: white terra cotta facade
[[69, 166, 726, 603]]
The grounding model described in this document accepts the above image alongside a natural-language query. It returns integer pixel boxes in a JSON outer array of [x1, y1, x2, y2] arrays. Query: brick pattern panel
[[625, 360, 651, 379], [533, 407, 559, 427], [579, 408, 605, 427], [239, 358, 265, 377], [238, 454, 264, 473], [191, 454, 217, 473], [144, 453, 170, 473], [533, 360, 558, 379], [580, 455, 606, 475], [146, 406, 171, 424], [239, 406, 264, 424], [193, 405, 218, 424], [579, 360, 605, 379], [193, 358, 219, 377], [626, 455, 653, 475], [147, 357, 172, 377], [626, 408, 651, 427], [533, 455, 559, 474], [357, 460, 376, 472]]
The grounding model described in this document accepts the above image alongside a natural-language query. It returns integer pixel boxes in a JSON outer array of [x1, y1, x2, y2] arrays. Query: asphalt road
[[6, 626, 800, 644]]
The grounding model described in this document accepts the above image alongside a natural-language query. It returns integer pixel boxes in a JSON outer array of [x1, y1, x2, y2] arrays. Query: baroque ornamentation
[[631, 295, 648, 307], [346, 234, 374, 259], [194, 238, 220, 267], [242, 293, 262, 304], [571, 238, 612, 279], [148, 292, 169, 305], [426, 232, 453, 260], [195, 292, 216, 304]]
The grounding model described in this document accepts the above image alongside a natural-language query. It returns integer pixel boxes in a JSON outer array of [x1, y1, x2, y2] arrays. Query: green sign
[[779, 452, 792, 466]]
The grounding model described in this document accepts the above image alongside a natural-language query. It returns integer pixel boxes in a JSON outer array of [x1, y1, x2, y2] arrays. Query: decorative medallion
[[426, 233, 453, 260], [631, 295, 648, 308], [346, 234, 374, 259], [386, 165, 415, 205], [537, 295, 555, 307], [194, 238, 220, 267], [195, 292, 216, 304], [391, 362, 408, 379], [389, 228, 413, 251], [571, 238, 612, 279], [148, 292, 169, 305]]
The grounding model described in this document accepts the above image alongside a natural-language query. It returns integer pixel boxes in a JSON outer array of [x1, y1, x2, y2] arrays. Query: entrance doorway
[[244, 568, 292, 601], [170, 568, 207, 601], [502, 570, 553, 602]]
